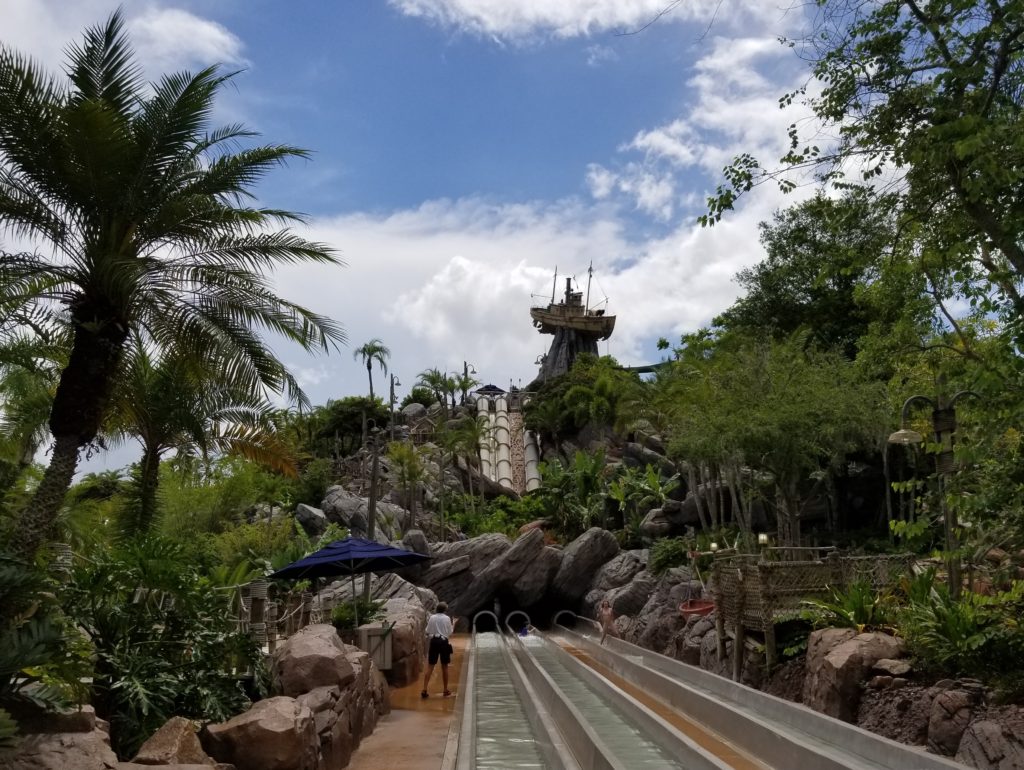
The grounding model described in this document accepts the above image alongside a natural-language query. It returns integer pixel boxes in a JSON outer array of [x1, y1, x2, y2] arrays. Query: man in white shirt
[[421, 602, 455, 698]]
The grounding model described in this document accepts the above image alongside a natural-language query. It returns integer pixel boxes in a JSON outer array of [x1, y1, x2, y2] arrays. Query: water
[[474, 632, 548, 769], [523, 635, 687, 769]]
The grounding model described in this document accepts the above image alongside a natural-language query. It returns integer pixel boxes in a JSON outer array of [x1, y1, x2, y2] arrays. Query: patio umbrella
[[270, 536, 430, 626]]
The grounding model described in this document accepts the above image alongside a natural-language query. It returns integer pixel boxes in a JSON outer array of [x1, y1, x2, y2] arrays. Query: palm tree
[[416, 368, 450, 416], [0, 331, 63, 496], [107, 343, 297, 534], [0, 13, 345, 557], [352, 338, 390, 401]]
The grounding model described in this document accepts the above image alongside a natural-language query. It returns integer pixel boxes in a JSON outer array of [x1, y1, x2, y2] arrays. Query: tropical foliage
[[0, 11, 344, 557]]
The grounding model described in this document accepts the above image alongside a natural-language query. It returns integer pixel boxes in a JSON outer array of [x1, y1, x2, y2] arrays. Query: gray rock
[[294, 504, 327, 538], [551, 528, 620, 605], [7, 727, 118, 770], [639, 509, 673, 539], [928, 689, 976, 756], [803, 630, 904, 722], [589, 550, 648, 593], [956, 718, 1024, 769], [131, 716, 214, 766], [430, 533, 511, 573], [606, 570, 658, 618], [622, 442, 676, 477], [872, 658, 912, 677], [401, 403, 427, 420], [450, 529, 546, 618], [272, 624, 355, 697], [204, 697, 318, 770], [510, 546, 563, 607]]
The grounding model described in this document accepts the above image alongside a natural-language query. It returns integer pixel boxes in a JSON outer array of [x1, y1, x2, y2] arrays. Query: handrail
[[504, 609, 531, 634], [554, 621, 964, 770]]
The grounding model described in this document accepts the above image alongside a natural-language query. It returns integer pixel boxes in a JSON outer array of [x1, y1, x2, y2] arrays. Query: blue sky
[[5, 0, 820, 470]]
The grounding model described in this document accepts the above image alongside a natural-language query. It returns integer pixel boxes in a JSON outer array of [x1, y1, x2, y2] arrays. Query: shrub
[[802, 581, 896, 631], [650, 537, 689, 576], [64, 537, 263, 758], [898, 578, 1024, 685], [331, 599, 385, 631]]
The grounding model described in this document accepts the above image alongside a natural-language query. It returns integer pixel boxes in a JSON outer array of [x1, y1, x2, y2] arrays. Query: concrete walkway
[[347, 636, 465, 770]]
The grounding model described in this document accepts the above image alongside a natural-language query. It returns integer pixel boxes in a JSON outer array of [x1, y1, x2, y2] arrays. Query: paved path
[[347, 636, 465, 770]]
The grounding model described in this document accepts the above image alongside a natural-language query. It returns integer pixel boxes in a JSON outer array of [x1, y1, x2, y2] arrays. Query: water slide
[[443, 611, 966, 770]]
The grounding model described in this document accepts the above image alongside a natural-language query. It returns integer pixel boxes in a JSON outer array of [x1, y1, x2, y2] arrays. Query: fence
[[711, 548, 915, 679], [233, 580, 344, 652]]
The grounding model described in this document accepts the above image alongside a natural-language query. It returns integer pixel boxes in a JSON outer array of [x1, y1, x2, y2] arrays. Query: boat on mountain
[[530, 265, 615, 341]]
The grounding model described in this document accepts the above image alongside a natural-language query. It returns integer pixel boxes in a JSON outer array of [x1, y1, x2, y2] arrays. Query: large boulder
[[510, 546, 563, 607], [639, 509, 673, 539], [429, 533, 511, 573], [293, 504, 327, 538], [272, 625, 355, 697], [450, 529, 545, 618], [928, 689, 977, 756], [419, 554, 473, 601], [605, 569, 658, 618], [956, 714, 1024, 769], [321, 486, 366, 532], [551, 528, 620, 605], [395, 529, 431, 582], [401, 402, 427, 421], [803, 629, 904, 722], [581, 550, 647, 616], [8, 729, 119, 770], [131, 716, 215, 765], [204, 697, 317, 770], [622, 442, 676, 477]]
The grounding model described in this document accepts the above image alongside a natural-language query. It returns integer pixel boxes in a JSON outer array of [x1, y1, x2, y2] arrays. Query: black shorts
[[428, 636, 452, 665]]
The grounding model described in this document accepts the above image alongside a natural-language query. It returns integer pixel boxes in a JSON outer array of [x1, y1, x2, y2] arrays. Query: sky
[[3, 0, 822, 470]]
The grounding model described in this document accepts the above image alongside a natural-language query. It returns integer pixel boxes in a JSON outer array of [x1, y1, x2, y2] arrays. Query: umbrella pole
[[351, 572, 358, 628]]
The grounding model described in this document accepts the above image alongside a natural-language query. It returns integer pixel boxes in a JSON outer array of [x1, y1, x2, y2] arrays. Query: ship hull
[[530, 306, 615, 340]]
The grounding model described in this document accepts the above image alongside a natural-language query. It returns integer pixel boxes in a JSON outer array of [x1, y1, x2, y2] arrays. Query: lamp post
[[363, 422, 381, 601], [389, 374, 401, 441], [461, 361, 477, 405], [888, 385, 978, 599]]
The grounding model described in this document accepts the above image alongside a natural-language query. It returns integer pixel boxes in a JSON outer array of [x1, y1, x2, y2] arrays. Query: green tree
[[387, 440, 426, 529], [0, 331, 63, 496], [716, 191, 907, 357], [352, 338, 390, 402], [107, 345, 296, 534], [416, 368, 457, 416], [665, 336, 886, 545], [705, 0, 1024, 326], [0, 14, 345, 557]]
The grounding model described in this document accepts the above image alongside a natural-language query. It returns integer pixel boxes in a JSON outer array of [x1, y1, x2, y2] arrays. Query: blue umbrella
[[270, 536, 431, 626]]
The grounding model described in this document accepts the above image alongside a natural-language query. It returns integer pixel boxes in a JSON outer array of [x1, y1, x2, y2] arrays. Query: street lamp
[[389, 374, 401, 441], [888, 386, 978, 598], [461, 361, 477, 405]]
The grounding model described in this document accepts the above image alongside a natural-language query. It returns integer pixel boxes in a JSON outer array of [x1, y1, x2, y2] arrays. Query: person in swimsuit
[[597, 599, 619, 644]]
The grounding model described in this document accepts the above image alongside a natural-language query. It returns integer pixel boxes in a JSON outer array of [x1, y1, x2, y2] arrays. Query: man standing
[[421, 601, 454, 698]]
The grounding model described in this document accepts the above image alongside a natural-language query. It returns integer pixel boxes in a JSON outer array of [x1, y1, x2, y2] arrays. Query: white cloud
[[1, 2, 245, 78], [388, 0, 777, 41], [585, 44, 618, 66], [128, 8, 246, 73], [586, 164, 617, 199]]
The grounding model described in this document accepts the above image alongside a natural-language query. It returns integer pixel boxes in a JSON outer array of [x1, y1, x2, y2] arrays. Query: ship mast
[[551, 266, 558, 304], [585, 262, 593, 314]]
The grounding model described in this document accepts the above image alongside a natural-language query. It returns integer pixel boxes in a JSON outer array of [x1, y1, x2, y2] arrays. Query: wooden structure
[[711, 548, 914, 679], [531, 274, 615, 340]]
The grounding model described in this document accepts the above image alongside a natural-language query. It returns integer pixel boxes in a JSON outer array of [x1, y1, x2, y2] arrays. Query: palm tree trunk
[[10, 434, 80, 558], [367, 362, 375, 401], [16, 311, 128, 557], [136, 445, 162, 534]]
